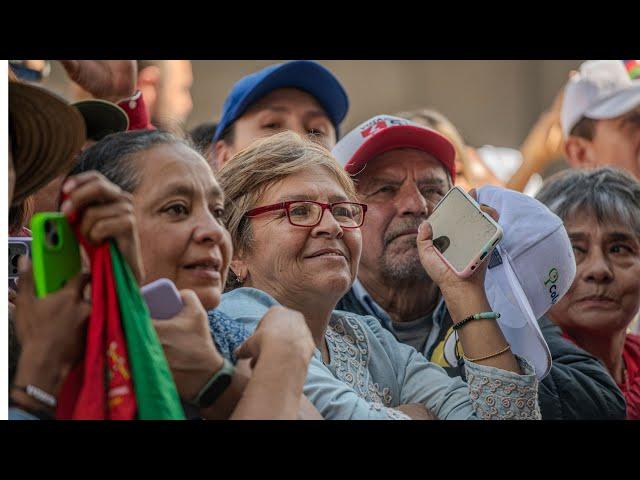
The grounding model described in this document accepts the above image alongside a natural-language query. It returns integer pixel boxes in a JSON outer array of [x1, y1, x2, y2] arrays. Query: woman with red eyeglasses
[[216, 130, 541, 420], [11, 128, 318, 420]]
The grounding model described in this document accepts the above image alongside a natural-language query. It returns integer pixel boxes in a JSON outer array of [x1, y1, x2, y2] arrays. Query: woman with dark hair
[[66, 130, 317, 419], [536, 167, 640, 419], [11, 126, 316, 420]]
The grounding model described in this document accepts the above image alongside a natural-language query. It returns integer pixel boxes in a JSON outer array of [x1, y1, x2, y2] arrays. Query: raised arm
[[416, 199, 521, 373]]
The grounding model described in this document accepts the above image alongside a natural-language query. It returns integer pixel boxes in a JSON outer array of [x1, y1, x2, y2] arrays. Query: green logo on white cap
[[544, 267, 560, 304]]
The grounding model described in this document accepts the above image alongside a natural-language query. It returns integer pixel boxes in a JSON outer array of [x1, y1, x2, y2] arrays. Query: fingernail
[[60, 200, 73, 215], [62, 179, 76, 193]]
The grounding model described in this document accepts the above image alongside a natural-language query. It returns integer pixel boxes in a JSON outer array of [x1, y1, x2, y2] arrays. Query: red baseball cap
[[332, 115, 456, 181]]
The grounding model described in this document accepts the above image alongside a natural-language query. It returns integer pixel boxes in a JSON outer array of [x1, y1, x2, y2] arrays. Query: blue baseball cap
[[212, 60, 349, 142]]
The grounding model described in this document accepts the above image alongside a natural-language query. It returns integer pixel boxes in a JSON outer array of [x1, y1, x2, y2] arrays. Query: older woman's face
[[131, 143, 232, 310], [549, 212, 640, 334], [238, 165, 361, 305]]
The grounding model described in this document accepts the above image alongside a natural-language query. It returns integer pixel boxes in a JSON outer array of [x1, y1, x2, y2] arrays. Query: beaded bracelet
[[452, 311, 501, 331], [10, 383, 57, 408]]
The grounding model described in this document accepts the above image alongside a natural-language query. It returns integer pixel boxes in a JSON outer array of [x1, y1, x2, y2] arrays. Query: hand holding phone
[[141, 278, 183, 319], [418, 186, 502, 282], [30, 213, 82, 298], [12, 255, 91, 395], [149, 288, 224, 402], [9, 237, 31, 289]]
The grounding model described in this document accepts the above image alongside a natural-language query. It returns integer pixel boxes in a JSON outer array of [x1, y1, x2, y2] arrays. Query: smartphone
[[9, 237, 31, 289], [30, 213, 82, 297], [141, 278, 183, 319], [9, 237, 31, 278], [427, 186, 503, 278]]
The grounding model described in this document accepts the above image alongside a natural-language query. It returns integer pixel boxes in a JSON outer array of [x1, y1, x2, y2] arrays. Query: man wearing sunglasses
[[333, 114, 627, 420]]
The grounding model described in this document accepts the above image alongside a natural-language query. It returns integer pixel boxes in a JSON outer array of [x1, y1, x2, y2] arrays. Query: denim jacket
[[215, 287, 541, 420]]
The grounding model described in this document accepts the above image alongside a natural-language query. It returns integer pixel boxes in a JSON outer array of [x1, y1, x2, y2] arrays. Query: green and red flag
[[110, 243, 184, 420], [56, 196, 184, 420]]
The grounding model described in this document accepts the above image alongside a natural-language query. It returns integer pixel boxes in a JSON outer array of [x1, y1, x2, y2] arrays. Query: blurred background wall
[[44, 60, 583, 148]]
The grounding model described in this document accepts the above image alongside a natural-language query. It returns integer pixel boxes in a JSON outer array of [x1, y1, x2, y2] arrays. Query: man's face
[[214, 87, 336, 166], [355, 149, 451, 285], [156, 60, 194, 128], [568, 107, 640, 179]]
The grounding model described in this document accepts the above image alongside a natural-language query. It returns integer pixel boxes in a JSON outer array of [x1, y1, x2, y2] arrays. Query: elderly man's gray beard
[[379, 219, 431, 284], [379, 247, 430, 282]]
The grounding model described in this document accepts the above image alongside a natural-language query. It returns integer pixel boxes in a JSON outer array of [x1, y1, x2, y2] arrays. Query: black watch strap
[[190, 358, 235, 409]]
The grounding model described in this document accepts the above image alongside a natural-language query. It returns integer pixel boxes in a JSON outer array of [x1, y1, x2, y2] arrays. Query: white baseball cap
[[561, 60, 640, 137], [332, 115, 456, 181], [477, 185, 577, 379]]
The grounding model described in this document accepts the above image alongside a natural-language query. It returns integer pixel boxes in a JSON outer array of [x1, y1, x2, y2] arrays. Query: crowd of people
[[7, 59, 640, 420]]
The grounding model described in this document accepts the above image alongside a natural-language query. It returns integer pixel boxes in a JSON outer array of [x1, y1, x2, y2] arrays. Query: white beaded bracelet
[[12, 384, 57, 408]]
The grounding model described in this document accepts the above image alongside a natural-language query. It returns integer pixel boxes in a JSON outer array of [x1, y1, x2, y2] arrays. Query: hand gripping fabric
[[56, 192, 184, 419]]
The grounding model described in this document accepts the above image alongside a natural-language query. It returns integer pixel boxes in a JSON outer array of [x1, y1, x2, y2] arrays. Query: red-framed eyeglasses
[[245, 200, 367, 228]]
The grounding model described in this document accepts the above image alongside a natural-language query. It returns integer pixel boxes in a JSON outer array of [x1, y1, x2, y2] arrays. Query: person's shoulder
[[208, 309, 251, 362], [538, 315, 571, 347], [538, 315, 600, 362], [538, 314, 556, 329], [218, 288, 280, 318], [208, 309, 249, 334]]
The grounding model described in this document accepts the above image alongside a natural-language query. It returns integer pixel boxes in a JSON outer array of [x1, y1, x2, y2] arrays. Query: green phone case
[[30, 213, 82, 297]]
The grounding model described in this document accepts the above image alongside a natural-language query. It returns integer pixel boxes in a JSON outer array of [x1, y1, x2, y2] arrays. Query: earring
[[230, 269, 244, 286]]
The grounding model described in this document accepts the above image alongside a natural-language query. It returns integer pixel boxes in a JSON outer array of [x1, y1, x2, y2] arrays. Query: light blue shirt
[[8, 407, 39, 420], [216, 287, 541, 420]]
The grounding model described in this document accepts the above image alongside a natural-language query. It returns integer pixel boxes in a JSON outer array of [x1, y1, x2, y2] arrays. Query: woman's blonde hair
[[217, 130, 357, 257]]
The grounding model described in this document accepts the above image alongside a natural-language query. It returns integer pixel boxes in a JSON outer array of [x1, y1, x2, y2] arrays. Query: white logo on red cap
[[359, 117, 406, 138]]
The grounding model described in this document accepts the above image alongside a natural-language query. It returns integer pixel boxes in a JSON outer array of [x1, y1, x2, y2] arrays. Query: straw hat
[[9, 81, 86, 205]]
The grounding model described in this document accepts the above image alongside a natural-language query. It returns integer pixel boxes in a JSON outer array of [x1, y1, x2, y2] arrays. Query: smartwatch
[[190, 358, 235, 409]]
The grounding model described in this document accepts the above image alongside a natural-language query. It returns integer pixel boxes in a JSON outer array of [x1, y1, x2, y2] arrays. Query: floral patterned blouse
[[216, 288, 542, 420]]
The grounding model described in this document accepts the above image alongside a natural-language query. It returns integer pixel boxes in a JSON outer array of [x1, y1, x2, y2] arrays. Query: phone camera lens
[[44, 220, 53, 234], [45, 222, 60, 247]]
